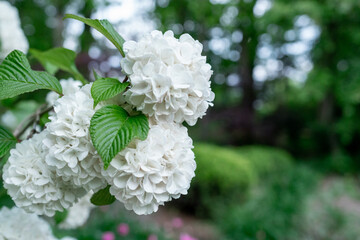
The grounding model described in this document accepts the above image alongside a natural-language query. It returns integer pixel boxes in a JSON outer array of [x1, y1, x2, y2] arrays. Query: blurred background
[[2, 0, 360, 239]]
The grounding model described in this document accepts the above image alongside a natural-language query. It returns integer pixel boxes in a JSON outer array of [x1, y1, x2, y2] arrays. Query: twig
[[13, 104, 53, 140], [26, 108, 42, 140], [122, 75, 128, 83]]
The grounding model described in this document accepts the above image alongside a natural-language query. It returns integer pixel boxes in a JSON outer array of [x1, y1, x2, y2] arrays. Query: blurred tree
[[9, 0, 110, 51], [263, 0, 360, 164]]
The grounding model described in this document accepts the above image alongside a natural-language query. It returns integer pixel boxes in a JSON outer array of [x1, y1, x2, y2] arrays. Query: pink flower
[[147, 234, 158, 240], [171, 217, 184, 229], [117, 223, 130, 236], [102, 232, 115, 240], [180, 233, 198, 240]]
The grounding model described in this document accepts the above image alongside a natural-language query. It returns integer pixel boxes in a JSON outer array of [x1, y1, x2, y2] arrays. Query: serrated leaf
[[90, 185, 116, 206], [90, 105, 149, 168], [91, 77, 129, 107], [64, 14, 125, 57], [0, 50, 62, 100], [30, 47, 86, 84], [0, 125, 17, 158]]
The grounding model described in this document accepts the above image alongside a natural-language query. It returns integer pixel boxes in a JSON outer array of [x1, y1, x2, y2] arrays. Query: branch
[[13, 104, 53, 140]]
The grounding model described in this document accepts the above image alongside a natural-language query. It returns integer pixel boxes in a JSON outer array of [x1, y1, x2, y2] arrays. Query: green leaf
[[90, 105, 149, 169], [0, 125, 17, 158], [54, 210, 68, 225], [64, 14, 126, 57], [39, 112, 50, 127], [90, 185, 116, 206], [91, 77, 129, 107], [30, 48, 86, 84], [0, 50, 63, 100], [93, 70, 102, 81]]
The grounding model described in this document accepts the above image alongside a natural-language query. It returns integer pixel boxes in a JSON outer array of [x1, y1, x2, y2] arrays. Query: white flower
[[0, 207, 57, 240], [121, 30, 214, 126], [46, 78, 82, 106], [0, 1, 28, 59], [102, 121, 196, 215], [2, 131, 86, 217], [44, 84, 107, 192], [59, 192, 95, 229]]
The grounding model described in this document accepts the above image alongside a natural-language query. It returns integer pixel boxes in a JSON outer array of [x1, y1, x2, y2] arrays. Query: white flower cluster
[[2, 30, 213, 217], [3, 131, 86, 217], [103, 121, 196, 215], [0, 1, 29, 59], [0, 207, 75, 240], [121, 30, 214, 126], [44, 84, 107, 193], [59, 192, 95, 229], [46, 78, 82, 106]]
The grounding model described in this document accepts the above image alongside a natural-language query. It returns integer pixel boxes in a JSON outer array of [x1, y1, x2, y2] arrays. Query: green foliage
[[90, 105, 149, 169], [297, 177, 360, 240], [0, 51, 62, 100], [194, 143, 257, 194], [64, 14, 126, 56], [91, 77, 129, 107], [0, 126, 17, 158], [54, 210, 68, 225], [175, 144, 293, 217], [90, 185, 116, 206], [30, 48, 86, 84], [235, 146, 293, 176], [220, 167, 360, 240], [220, 165, 319, 240]]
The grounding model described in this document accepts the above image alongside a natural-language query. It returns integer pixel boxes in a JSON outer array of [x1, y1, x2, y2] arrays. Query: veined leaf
[[90, 105, 149, 169], [91, 77, 129, 107], [0, 50, 62, 100], [90, 185, 116, 206], [64, 14, 126, 57], [30, 47, 86, 84], [0, 125, 17, 158]]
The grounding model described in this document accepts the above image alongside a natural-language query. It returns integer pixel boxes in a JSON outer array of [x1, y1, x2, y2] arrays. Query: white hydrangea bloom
[[0, 207, 57, 240], [121, 30, 214, 126], [0, 1, 29, 59], [102, 121, 196, 215], [2, 131, 86, 217], [46, 78, 82, 106], [59, 191, 95, 229], [44, 84, 107, 192]]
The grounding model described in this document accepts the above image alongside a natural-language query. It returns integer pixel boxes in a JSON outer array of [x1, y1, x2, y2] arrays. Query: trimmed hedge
[[235, 145, 293, 177], [172, 143, 294, 217]]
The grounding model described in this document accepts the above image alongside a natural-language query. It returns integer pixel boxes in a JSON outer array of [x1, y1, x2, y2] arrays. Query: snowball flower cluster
[[3, 131, 86, 217], [0, 1, 29, 59], [44, 83, 107, 193], [121, 30, 214, 126], [0, 207, 75, 240], [46, 78, 82, 106], [59, 192, 95, 229], [103, 121, 196, 215]]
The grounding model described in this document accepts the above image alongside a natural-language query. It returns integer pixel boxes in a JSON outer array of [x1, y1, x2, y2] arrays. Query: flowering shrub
[[0, 10, 213, 231]]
